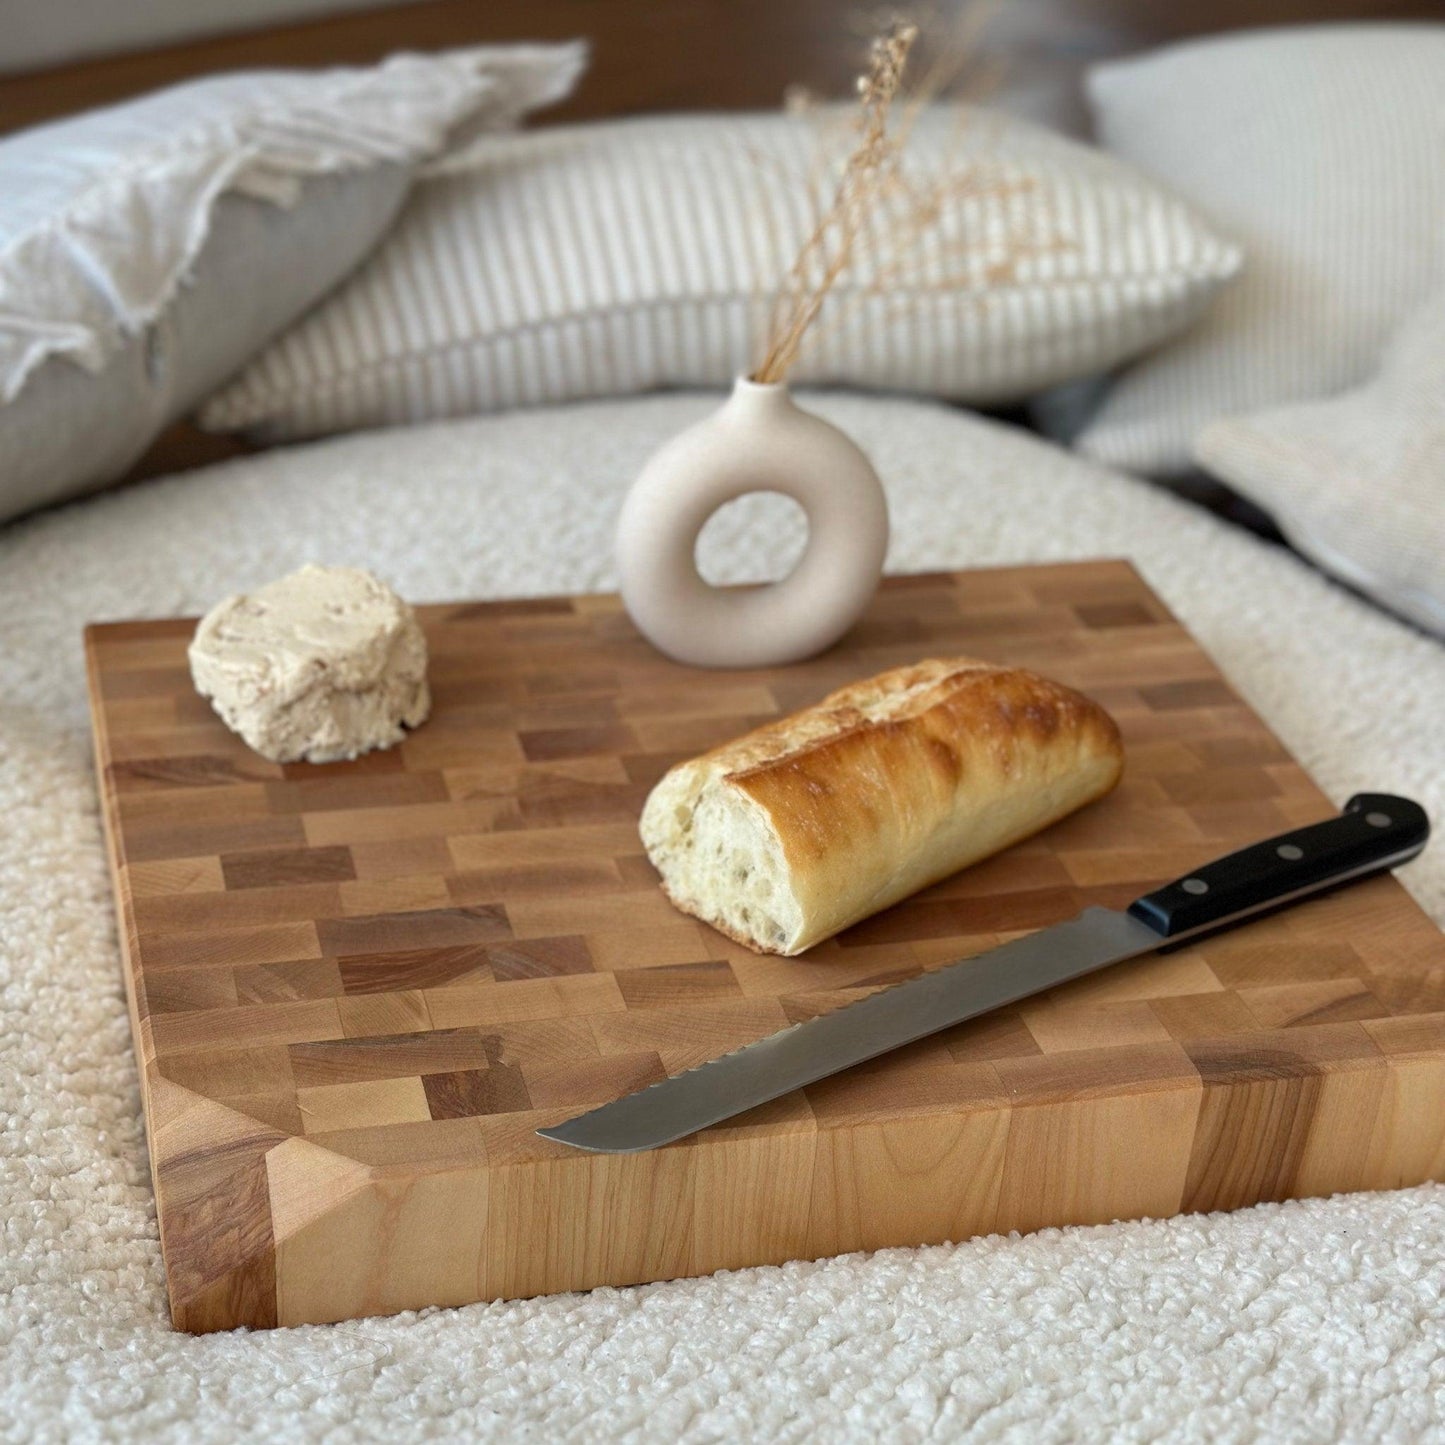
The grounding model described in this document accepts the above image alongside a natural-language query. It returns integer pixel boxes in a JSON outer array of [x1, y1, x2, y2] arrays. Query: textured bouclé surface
[[2, 392, 1443, 1442]]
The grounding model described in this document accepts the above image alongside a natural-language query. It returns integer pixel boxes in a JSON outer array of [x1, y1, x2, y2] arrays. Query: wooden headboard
[[4, 0, 1435, 486], [5, 0, 1439, 136]]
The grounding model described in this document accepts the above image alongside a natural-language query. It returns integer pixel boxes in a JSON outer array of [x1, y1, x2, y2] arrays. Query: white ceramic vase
[[616, 378, 889, 668]]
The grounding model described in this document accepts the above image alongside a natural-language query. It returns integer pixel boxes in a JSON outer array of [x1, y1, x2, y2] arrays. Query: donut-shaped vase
[[616, 378, 889, 668]]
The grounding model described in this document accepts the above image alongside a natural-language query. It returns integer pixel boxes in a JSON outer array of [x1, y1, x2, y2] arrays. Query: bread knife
[[538, 793, 1429, 1154]]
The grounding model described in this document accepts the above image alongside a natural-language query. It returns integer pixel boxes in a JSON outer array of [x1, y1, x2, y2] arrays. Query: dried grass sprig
[[753, 22, 919, 385], [751, 9, 1061, 386]]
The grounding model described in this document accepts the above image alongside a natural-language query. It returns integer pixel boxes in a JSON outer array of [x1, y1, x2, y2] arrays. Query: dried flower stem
[[753, 22, 919, 384], [751, 6, 1059, 387]]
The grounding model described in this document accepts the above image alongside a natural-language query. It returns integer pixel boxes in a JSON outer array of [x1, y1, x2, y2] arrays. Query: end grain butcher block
[[84, 562, 1445, 1333]]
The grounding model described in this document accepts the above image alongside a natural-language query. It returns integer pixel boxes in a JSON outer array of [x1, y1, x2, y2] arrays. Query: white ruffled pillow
[[0, 43, 585, 523]]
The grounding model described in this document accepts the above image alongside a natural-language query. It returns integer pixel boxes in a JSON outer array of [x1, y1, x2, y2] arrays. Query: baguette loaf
[[639, 657, 1123, 956]]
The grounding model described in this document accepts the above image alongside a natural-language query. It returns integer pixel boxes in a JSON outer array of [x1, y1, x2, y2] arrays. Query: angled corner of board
[[264, 1135, 381, 1245], [144, 1069, 378, 1333]]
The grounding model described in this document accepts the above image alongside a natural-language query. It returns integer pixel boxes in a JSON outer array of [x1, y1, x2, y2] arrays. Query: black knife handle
[[1127, 793, 1429, 939]]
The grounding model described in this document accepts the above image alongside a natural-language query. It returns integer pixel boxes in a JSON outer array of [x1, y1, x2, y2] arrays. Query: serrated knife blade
[[537, 793, 1428, 1154], [537, 907, 1160, 1154]]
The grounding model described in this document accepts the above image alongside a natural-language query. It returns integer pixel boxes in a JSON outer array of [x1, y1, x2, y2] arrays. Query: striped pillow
[[200, 108, 1239, 440], [1068, 25, 1445, 477]]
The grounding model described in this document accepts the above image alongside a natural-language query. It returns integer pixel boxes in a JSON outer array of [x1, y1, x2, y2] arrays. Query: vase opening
[[734, 374, 787, 395]]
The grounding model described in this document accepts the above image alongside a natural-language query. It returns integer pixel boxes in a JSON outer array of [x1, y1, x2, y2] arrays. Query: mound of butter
[[189, 564, 430, 764]]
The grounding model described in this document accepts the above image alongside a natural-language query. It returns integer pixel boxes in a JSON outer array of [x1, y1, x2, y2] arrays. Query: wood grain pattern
[[85, 562, 1445, 1333]]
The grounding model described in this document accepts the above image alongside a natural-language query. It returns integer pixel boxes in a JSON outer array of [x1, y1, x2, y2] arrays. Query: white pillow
[[0, 43, 585, 523], [1194, 287, 1445, 636], [199, 107, 1240, 441], [1067, 24, 1445, 476]]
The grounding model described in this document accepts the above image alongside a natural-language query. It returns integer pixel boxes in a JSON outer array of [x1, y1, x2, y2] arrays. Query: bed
[[3, 6, 1443, 1442], [5, 391, 1444, 1439]]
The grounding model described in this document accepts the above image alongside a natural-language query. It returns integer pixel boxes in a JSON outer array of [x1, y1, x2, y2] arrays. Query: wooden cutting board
[[85, 561, 1445, 1333]]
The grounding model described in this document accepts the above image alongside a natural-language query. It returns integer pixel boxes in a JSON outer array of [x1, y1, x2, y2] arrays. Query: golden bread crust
[[646, 657, 1124, 955]]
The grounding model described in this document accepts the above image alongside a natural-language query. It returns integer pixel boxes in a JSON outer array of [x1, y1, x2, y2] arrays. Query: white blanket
[[2, 392, 1442, 1442]]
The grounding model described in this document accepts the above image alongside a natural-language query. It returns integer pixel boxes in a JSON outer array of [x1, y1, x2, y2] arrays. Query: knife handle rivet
[[1366, 812, 1392, 828], [1276, 844, 1304, 860], [1181, 878, 1209, 895]]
